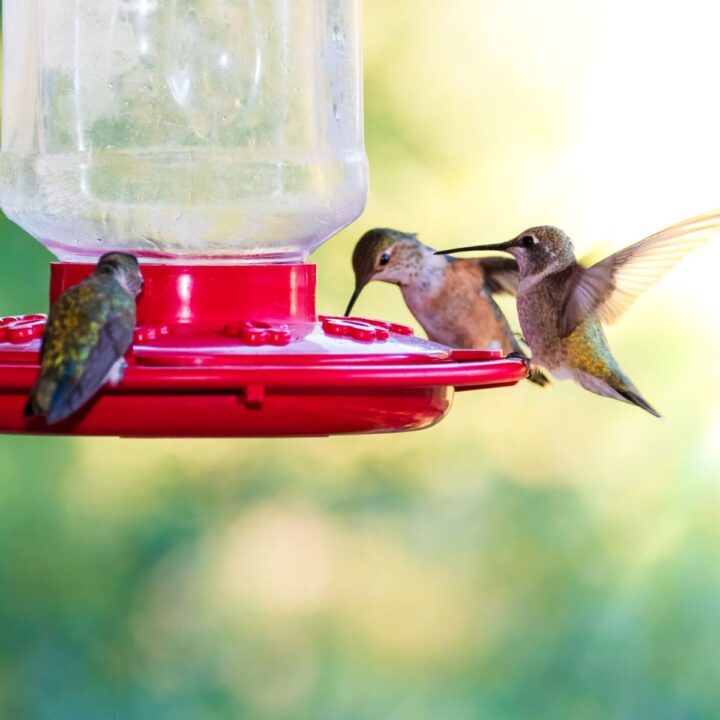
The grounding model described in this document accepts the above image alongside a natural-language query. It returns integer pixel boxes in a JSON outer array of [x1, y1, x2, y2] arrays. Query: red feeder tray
[[0, 263, 526, 437]]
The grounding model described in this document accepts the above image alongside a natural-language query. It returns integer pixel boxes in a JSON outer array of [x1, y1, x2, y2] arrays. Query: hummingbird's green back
[[29, 274, 136, 423]]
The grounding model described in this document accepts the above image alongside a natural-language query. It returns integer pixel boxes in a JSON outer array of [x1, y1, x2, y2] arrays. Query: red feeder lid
[[0, 263, 526, 438]]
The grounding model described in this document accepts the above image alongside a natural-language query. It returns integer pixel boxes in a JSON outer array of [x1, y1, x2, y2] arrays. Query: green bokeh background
[[2, 2, 720, 718]]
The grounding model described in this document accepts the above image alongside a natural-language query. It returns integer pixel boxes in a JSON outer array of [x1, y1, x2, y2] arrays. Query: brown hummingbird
[[345, 228, 549, 386], [436, 212, 716, 416]]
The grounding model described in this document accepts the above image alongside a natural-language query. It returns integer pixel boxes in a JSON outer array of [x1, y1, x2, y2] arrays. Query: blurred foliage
[[1, 1, 720, 719]]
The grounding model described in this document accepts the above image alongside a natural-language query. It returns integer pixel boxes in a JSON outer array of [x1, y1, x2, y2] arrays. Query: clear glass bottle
[[0, 0, 368, 263]]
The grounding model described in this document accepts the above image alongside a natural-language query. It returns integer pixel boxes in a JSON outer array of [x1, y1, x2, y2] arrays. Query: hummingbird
[[436, 212, 716, 416], [24, 252, 143, 425], [345, 228, 549, 386]]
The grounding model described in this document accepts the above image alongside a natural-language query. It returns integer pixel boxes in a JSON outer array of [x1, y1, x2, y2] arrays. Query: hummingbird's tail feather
[[23, 379, 51, 419], [615, 388, 662, 418], [22, 395, 37, 418], [573, 369, 661, 418], [45, 379, 86, 425]]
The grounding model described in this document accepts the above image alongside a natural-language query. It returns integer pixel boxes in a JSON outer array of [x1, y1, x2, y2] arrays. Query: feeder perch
[[0, 0, 525, 437]]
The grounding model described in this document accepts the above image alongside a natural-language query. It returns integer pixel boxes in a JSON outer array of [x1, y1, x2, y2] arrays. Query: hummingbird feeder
[[0, 0, 525, 437]]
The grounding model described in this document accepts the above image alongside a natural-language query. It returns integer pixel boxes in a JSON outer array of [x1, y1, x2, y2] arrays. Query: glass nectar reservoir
[[0, 0, 368, 262]]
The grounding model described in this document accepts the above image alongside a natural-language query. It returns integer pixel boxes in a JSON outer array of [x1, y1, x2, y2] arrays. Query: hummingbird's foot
[[506, 351, 547, 385], [506, 350, 531, 364]]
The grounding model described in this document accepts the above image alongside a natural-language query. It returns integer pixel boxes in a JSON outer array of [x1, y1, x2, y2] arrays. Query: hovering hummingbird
[[436, 212, 716, 416], [25, 252, 143, 425], [345, 228, 549, 386]]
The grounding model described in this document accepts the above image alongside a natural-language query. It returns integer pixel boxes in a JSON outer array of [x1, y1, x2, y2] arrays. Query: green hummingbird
[[25, 252, 143, 425], [436, 212, 716, 416], [345, 228, 549, 386]]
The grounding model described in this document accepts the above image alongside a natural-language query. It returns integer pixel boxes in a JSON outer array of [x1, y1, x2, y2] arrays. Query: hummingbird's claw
[[506, 351, 550, 386], [506, 350, 531, 377], [506, 350, 531, 364]]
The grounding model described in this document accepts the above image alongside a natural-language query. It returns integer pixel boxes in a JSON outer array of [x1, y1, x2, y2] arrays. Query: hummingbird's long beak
[[434, 239, 517, 255], [344, 285, 364, 317]]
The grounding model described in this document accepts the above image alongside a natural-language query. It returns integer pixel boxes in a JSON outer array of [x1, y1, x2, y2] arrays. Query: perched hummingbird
[[25, 252, 143, 424], [345, 228, 549, 386], [437, 212, 716, 416]]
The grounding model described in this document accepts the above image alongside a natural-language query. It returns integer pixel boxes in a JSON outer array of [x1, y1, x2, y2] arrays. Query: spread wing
[[479, 257, 519, 295], [557, 210, 718, 338]]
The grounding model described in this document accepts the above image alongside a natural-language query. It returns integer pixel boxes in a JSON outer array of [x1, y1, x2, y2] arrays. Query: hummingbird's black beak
[[434, 239, 517, 255], [344, 285, 364, 317]]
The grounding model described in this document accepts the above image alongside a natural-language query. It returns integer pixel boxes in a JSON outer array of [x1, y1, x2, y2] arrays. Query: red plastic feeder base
[[0, 263, 526, 438]]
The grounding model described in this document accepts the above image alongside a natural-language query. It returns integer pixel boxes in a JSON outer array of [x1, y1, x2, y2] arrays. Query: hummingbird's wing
[[46, 311, 134, 424], [557, 211, 718, 337], [478, 257, 519, 295]]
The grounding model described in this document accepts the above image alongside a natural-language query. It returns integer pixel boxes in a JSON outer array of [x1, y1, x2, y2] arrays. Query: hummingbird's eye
[[521, 235, 537, 248], [379, 251, 391, 266]]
